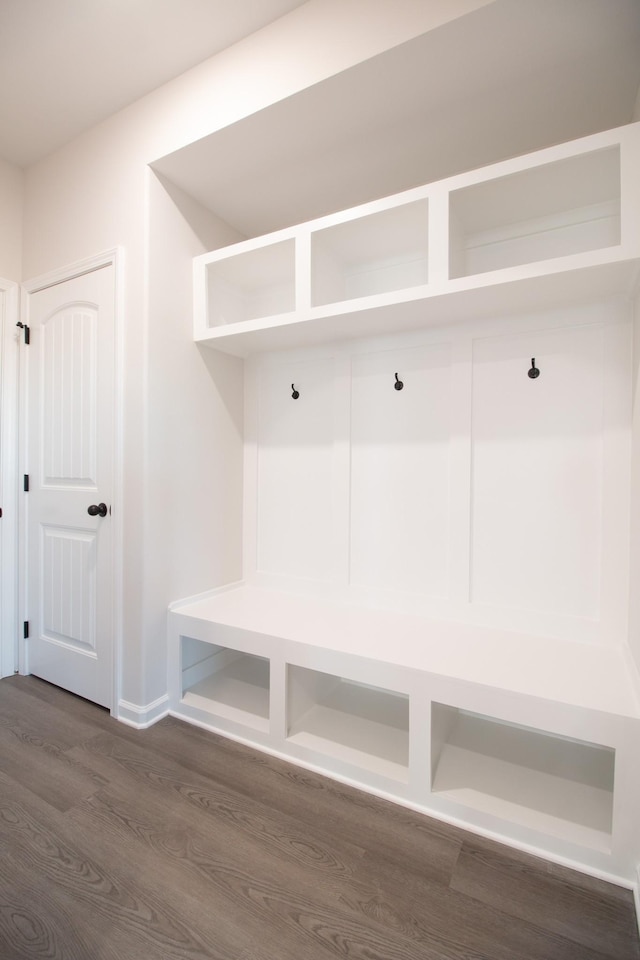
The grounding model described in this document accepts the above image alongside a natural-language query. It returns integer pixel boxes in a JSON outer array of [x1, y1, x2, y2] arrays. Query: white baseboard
[[116, 694, 170, 729]]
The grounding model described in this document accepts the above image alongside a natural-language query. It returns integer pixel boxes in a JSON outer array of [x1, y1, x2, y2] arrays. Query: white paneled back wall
[[471, 325, 604, 619], [254, 355, 340, 582], [349, 343, 451, 597], [244, 300, 631, 645]]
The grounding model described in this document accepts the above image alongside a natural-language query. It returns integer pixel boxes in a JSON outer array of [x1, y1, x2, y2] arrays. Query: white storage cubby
[[204, 237, 295, 327], [431, 703, 615, 853], [287, 666, 410, 782], [311, 199, 428, 306], [449, 146, 621, 278], [174, 121, 640, 885], [193, 123, 640, 357], [180, 636, 270, 732]]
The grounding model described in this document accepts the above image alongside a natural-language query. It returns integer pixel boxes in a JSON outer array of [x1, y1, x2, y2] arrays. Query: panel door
[[27, 266, 114, 707]]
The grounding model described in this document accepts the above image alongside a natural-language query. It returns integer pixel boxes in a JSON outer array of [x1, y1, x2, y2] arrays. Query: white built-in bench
[[168, 582, 640, 884]]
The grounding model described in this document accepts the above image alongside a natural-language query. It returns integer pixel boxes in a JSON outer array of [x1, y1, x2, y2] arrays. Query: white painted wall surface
[[629, 292, 640, 677], [246, 303, 632, 646], [21, 0, 489, 710], [631, 77, 640, 680], [0, 158, 22, 280], [0, 279, 19, 677], [144, 172, 244, 703]]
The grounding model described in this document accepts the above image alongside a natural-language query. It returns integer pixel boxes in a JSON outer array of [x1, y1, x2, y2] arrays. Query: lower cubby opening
[[286, 665, 409, 782], [180, 637, 270, 732], [431, 703, 615, 852]]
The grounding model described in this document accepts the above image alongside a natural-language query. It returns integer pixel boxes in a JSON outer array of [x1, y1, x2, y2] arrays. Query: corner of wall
[[632, 81, 640, 123], [0, 157, 23, 281], [116, 694, 170, 729]]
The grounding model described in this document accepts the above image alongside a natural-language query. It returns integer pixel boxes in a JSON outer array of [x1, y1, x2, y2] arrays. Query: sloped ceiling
[[153, 0, 640, 238], [0, 0, 308, 166]]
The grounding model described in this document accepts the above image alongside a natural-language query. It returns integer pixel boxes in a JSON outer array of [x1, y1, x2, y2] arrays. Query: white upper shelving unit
[[194, 123, 640, 357]]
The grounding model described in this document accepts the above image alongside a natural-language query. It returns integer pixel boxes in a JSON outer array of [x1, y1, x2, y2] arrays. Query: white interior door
[[26, 265, 114, 708]]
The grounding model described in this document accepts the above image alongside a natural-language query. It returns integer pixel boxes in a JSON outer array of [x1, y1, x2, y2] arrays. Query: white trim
[[0, 278, 20, 678], [21, 249, 122, 294], [20, 249, 124, 714], [634, 865, 640, 940], [117, 694, 170, 729]]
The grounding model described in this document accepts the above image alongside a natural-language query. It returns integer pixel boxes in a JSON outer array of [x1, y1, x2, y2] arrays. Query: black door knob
[[87, 503, 108, 517]]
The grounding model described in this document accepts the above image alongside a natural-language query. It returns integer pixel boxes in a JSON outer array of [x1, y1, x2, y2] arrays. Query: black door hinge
[[0, 507, 2, 518], [23, 621, 29, 640], [23, 475, 29, 492], [16, 322, 30, 345]]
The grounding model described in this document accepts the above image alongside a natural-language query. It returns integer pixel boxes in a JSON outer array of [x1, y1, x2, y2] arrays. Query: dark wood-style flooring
[[0, 675, 638, 960]]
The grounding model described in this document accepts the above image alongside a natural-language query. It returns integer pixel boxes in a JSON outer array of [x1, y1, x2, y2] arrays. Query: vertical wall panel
[[471, 324, 604, 619], [350, 344, 451, 596], [257, 356, 338, 581]]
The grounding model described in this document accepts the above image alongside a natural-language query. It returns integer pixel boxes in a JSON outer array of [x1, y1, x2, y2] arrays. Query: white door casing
[[0, 279, 19, 678], [25, 262, 117, 708]]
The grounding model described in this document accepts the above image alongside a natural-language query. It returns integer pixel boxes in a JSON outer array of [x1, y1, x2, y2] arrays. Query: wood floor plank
[[126, 714, 464, 887], [450, 839, 640, 960], [70, 728, 371, 873], [0, 722, 105, 813], [0, 773, 247, 960], [1, 674, 115, 732], [341, 846, 621, 960], [1, 769, 441, 960], [0, 856, 93, 960], [0, 676, 113, 748], [68, 738, 449, 959]]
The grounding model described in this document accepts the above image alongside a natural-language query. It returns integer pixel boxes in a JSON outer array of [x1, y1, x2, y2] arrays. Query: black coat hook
[[394, 372, 404, 391], [528, 358, 540, 379], [291, 383, 300, 399]]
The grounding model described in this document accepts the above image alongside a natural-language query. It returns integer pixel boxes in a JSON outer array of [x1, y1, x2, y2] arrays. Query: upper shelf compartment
[[449, 146, 621, 279], [311, 199, 429, 307], [200, 236, 295, 329], [194, 123, 640, 356]]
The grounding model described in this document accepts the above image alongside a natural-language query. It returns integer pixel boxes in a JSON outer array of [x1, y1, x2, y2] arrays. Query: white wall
[[144, 172, 245, 703], [247, 304, 631, 645], [21, 0, 490, 711], [0, 158, 22, 281], [0, 158, 21, 677], [628, 88, 640, 677], [629, 293, 640, 676]]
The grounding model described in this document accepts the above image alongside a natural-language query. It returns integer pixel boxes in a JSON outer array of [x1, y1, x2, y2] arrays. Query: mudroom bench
[[168, 582, 640, 883]]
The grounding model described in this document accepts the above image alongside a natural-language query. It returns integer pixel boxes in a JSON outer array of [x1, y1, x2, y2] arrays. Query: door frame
[[0, 277, 20, 678], [19, 248, 124, 714]]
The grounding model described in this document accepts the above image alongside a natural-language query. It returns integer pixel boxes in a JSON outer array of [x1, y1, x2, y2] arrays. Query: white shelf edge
[[195, 258, 639, 357]]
